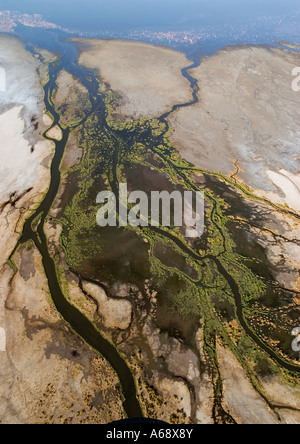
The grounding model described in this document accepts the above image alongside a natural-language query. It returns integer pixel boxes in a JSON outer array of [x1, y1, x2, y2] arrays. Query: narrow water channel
[[17, 52, 143, 419], [13, 38, 300, 424]]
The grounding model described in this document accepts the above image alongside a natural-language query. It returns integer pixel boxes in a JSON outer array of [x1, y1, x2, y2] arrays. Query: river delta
[[0, 34, 300, 424]]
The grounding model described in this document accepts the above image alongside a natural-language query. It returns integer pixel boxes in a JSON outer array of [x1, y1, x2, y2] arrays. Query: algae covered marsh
[[27, 38, 299, 423], [56, 70, 300, 387]]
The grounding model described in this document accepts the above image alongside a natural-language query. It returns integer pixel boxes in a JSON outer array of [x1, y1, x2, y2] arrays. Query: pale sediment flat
[[0, 107, 52, 202], [0, 110, 53, 287], [0, 34, 45, 142], [46, 124, 63, 141], [0, 36, 54, 273], [217, 343, 280, 424], [0, 37, 55, 419], [260, 375, 300, 411], [82, 281, 132, 330], [54, 69, 88, 108], [266, 169, 300, 213], [75, 38, 192, 119], [43, 113, 53, 127], [168, 46, 300, 212]]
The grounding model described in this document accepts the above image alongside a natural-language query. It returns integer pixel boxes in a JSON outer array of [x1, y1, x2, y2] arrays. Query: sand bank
[[168, 46, 300, 211], [266, 169, 300, 212], [0, 35, 54, 274], [82, 281, 132, 330], [46, 124, 63, 141], [0, 106, 52, 202], [75, 39, 192, 119], [217, 343, 279, 424]]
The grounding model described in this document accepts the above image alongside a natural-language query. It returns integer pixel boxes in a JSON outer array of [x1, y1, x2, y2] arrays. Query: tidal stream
[[16, 50, 144, 418], [11, 37, 300, 423]]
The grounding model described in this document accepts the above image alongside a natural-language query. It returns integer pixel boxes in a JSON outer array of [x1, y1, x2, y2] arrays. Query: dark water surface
[[16, 43, 144, 418]]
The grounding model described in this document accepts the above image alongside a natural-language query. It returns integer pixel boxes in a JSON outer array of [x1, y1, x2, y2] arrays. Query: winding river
[[12, 37, 300, 422], [17, 51, 143, 419]]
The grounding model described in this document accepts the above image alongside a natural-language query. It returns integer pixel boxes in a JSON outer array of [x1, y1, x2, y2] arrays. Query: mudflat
[[0, 36, 54, 273], [75, 38, 192, 119], [168, 46, 300, 211]]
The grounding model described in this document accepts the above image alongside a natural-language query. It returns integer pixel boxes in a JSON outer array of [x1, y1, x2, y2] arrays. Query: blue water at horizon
[[1, 0, 300, 55]]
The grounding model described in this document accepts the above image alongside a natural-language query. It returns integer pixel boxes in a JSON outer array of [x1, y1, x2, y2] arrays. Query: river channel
[[11, 35, 300, 422], [16, 43, 144, 419]]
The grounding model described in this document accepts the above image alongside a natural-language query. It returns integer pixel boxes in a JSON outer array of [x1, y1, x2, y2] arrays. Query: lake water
[[1, 0, 300, 54]]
